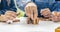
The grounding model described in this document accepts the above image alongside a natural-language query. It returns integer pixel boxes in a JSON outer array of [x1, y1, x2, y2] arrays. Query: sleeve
[[56, 1, 60, 12], [9, 0, 17, 12], [0, 0, 8, 15], [0, 0, 17, 15], [0, 11, 3, 15], [0, 9, 7, 15], [52, 1, 60, 12], [16, 0, 32, 11]]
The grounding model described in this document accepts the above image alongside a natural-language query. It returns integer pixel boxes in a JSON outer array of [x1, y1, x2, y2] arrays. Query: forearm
[[9, 0, 17, 12], [9, 7, 17, 12]]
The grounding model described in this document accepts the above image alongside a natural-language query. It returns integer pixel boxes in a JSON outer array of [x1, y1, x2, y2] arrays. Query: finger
[[31, 15, 34, 20], [28, 6, 31, 14], [6, 12, 17, 18], [27, 6, 30, 13], [57, 15, 60, 21], [11, 14, 17, 18], [40, 9, 45, 13], [25, 7, 28, 13], [6, 15, 15, 20], [6, 14, 16, 18], [17, 12, 20, 16], [3, 17, 9, 21], [5, 12, 17, 16], [30, 6, 34, 20], [34, 6, 38, 14], [40, 8, 49, 14], [3, 19, 9, 21], [40, 9, 46, 15], [30, 6, 33, 14], [6, 11, 16, 14], [33, 6, 38, 17], [25, 6, 30, 16], [52, 17, 58, 21], [9, 17, 15, 20], [6, 11, 17, 15], [28, 6, 31, 16]]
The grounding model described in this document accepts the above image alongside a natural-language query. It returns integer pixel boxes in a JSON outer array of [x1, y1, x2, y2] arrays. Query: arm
[[16, 0, 32, 11], [0, 9, 7, 15], [56, 2, 60, 11], [9, 0, 17, 12], [52, 1, 60, 12]]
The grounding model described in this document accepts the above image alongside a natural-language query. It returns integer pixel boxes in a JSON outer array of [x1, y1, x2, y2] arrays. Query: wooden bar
[[55, 27, 60, 32]]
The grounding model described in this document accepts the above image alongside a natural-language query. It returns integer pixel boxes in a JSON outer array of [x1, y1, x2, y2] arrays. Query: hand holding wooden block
[[27, 17, 31, 24], [32, 18, 39, 24]]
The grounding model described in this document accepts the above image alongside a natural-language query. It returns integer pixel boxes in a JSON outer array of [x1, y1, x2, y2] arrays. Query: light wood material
[[55, 27, 60, 32], [32, 18, 39, 24]]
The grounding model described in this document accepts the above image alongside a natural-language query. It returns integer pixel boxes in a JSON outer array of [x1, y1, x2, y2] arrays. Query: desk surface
[[0, 17, 60, 32]]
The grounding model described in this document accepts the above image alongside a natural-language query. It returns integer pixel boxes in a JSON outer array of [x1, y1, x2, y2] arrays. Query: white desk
[[0, 17, 60, 32]]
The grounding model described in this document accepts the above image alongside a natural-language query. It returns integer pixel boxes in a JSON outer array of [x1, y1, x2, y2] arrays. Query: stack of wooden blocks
[[27, 17, 39, 24]]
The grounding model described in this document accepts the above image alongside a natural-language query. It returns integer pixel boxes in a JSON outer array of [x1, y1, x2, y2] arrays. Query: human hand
[[3, 11, 17, 21], [51, 11, 60, 22], [40, 8, 51, 17], [25, 2, 38, 20]]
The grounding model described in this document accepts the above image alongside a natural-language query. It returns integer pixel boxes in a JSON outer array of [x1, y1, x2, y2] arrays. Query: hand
[[51, 16, 59, 22], [2, 11, 17, 21], [40, 8, 51, 17], [51, 11, 60, 22], [0, 15, 9, 21], [58, 12, 60, 21], [25, 2, 38, 20]]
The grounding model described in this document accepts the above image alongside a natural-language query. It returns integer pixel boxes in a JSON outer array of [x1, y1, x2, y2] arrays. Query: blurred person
[[16, 0, 60, 21], [0, 0, 17, 21]]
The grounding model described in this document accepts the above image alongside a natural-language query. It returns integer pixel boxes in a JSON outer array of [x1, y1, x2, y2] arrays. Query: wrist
[[0, 15, 2, 21], [0, 15, 4, 21]]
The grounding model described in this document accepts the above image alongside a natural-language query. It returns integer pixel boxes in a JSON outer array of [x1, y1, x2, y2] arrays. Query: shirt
[[16, 0, 60, 17], [0, 0, 17, 15]]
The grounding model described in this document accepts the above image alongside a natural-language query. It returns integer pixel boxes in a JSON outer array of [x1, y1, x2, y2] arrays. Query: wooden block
[[55, 27, 60, 32], [27, 17, 31, 24], [39, 17, 52, 21], [13, 20, 20, 22], [32, 18, 39, 24], [39, 17, 44, 21]]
